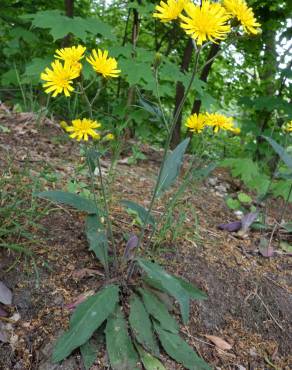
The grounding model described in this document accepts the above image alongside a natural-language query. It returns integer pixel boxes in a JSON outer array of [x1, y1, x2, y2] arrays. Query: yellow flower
[[60, 120, 69, 130], [283, 120, 292, 133], [104, 133, 115, 140], [153, 0, 187, 23], [86, 49, 121, 78], [41, 60, 80, 97], [55, 45, 86, 71], [65, 118, 101, 141], [185, 113, 206, 133], [205, 113, 235, 133], [223, 0, 261, 35], [180, 1, 231, 45]]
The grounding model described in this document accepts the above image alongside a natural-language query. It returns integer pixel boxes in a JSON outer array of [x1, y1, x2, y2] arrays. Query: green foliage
[[106, 306, 139, 370], [157, 138, 190, 196], [121, 200, 155, 227], [85, 215, 108, 268], [22, 10, 115, 41], [263, 136, 292, 170], [136, 345, 166, 370], [80, 340, 98, 370], [53, 285, 119, 362], [154, 323, 211, 370], [129, 294, 159, 356], [36, 191, 97, 214]]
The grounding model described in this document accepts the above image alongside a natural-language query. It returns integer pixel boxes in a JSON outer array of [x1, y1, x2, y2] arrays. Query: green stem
[[84, 146, 110, 280], [127, 46, 201, 280]]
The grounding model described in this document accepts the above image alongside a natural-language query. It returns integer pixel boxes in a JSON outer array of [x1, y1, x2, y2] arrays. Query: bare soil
[[0, 110, 291, 370]]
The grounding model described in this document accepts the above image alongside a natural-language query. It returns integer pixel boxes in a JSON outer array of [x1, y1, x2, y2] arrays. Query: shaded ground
[[0, 110, 291, 370]]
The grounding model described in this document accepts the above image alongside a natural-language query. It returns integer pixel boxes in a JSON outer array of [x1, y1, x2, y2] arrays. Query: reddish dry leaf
[[71, 268, 103, 280], [205, 335, 232, 350]]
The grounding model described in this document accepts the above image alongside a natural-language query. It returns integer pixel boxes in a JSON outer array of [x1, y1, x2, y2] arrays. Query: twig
[[255, 292, 284, 331]]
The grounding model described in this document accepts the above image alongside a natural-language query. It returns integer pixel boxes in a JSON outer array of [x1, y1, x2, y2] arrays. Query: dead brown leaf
[[205, 334, 232, 350]]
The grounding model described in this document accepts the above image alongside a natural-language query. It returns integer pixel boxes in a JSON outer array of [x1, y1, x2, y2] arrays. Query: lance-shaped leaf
[[263, 136, 292, 169], [137, 259, 190, 324], [154, 323, 211, 370], [85, 215, 108, 268], [52, 285, 119, 362], [138, 288, 179, 334], [80, 340, 97, 370], [157, 138, 190, 196], [136, 344, 166, 370], [121, 200, 155, 227], [129, 294, 159, 356], [36, 191, 97, 214], [106, 306, 139, 370], [174, 277, 207, 301]]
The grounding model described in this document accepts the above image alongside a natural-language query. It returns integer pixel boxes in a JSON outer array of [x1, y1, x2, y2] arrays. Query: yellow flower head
[[185, 113, 206, 133], [104, 133, 115, 141], [55, 45, 86, 71], [205, 113, 235, 133], [223, 0, 261, 35], [180, 1, 231, 45], [65, 118, 101, 141], [41, 60, 80, 97], [86, 49, 121, 78], [153, 0, 187, 23], [283, 120, 292, 133]]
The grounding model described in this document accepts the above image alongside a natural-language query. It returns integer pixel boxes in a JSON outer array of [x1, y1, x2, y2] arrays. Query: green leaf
[[129, 294, 159, 356], [106, 306, 139, 370], [282, 223, 292, 232], [226, 197, 241, 210], [174, 277, 207, 301], [157, 138, 190, 196], [138, 259, 190, 324], [80, 340, 97, 370], [238, 192, 252, 204], [36, 191, 97, 214], [136, 344, 166, 370], [192, 163, 217, 180], [85, 215, 108, 268], [263, 136, 292, 170], [138, 288, 179, 334], [121, 200, 155, 227], [279, 241, 292, 253], [86, 148, 100, 173], [53, 285, 119, 362], [22, 10, 115, 41], [154, 324, 211, 370]]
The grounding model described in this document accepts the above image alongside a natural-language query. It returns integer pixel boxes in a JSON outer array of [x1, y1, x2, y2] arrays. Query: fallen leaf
[[205, 335, 232, 350], [65, 290, 95, 310], [0, 281, 12, 305], [218, 221, 242, 232], [258, 237, 274, 258], [71, 268, 103, 280]]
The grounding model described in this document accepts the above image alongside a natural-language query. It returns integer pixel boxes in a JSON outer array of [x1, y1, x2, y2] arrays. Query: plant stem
[[127, 46, 201, 280]]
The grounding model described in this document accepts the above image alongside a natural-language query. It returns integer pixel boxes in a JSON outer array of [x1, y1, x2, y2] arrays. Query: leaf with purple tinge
[[123, 234, 139, 260], [241, 212, 258, 233], [0, 282, 12, 305], [259, 237, 274, 258], [0, 307, 8, 317], [218, 221, 242, 232]]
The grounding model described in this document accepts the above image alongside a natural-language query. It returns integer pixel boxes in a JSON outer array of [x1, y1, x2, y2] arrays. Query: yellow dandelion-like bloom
[[86, 49, 121, 78], [65, 118, 101, 141], [205, 113, 235, 133], [153, 0, 187, 23], [41, 60, 80, 97], [55, 45, 86, 71], [185, 113, 206, 133], [180, 1, 231, 45], [283, 120, 292, 133], [223, 0, 261, 35]]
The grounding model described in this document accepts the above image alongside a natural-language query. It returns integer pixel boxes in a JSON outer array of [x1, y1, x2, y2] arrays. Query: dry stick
[[255, 292, 284, 331], [126, 46, 201, 281]]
